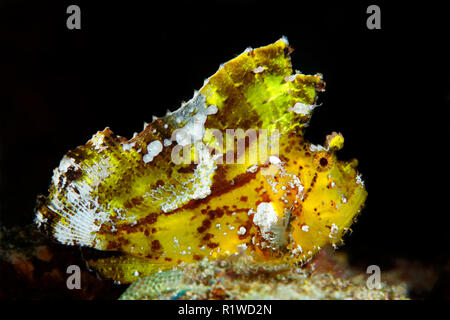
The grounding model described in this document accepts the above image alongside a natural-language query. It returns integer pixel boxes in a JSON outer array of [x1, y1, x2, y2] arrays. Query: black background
[[0, 0, 449, 271]]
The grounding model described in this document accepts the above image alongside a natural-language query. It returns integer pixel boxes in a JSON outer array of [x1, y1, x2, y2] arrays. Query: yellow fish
[[35, 38, 367, 283]]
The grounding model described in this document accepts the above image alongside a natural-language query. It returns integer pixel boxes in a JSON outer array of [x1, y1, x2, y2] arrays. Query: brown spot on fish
[[193, 254, 203, 261], [197, 219, 211, 233], [202, 233, 214, 241], [151, 239, 161, 251], [207, 242, 219, 249]]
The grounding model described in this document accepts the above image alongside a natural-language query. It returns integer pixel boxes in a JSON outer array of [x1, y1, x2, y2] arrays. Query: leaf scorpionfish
[[35, 38, 367, 283]]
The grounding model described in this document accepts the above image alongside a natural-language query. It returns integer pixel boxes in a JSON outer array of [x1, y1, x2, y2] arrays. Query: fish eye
[[319, 157, 328, 167], [314, 153, 332, 171]]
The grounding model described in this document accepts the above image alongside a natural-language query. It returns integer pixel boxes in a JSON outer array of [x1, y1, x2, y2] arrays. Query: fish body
[[35, 38, 367, 283]]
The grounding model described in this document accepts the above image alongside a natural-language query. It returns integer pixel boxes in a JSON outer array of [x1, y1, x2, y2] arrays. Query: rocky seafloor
[[120, 251, 408, 300], [0, 224, 446, 300]]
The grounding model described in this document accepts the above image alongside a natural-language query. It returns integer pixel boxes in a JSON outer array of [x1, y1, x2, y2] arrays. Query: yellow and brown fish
[[35, 38, 367, 283]]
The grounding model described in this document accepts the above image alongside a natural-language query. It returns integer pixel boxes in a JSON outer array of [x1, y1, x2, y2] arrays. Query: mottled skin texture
[[35, 39, 367, 283]]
